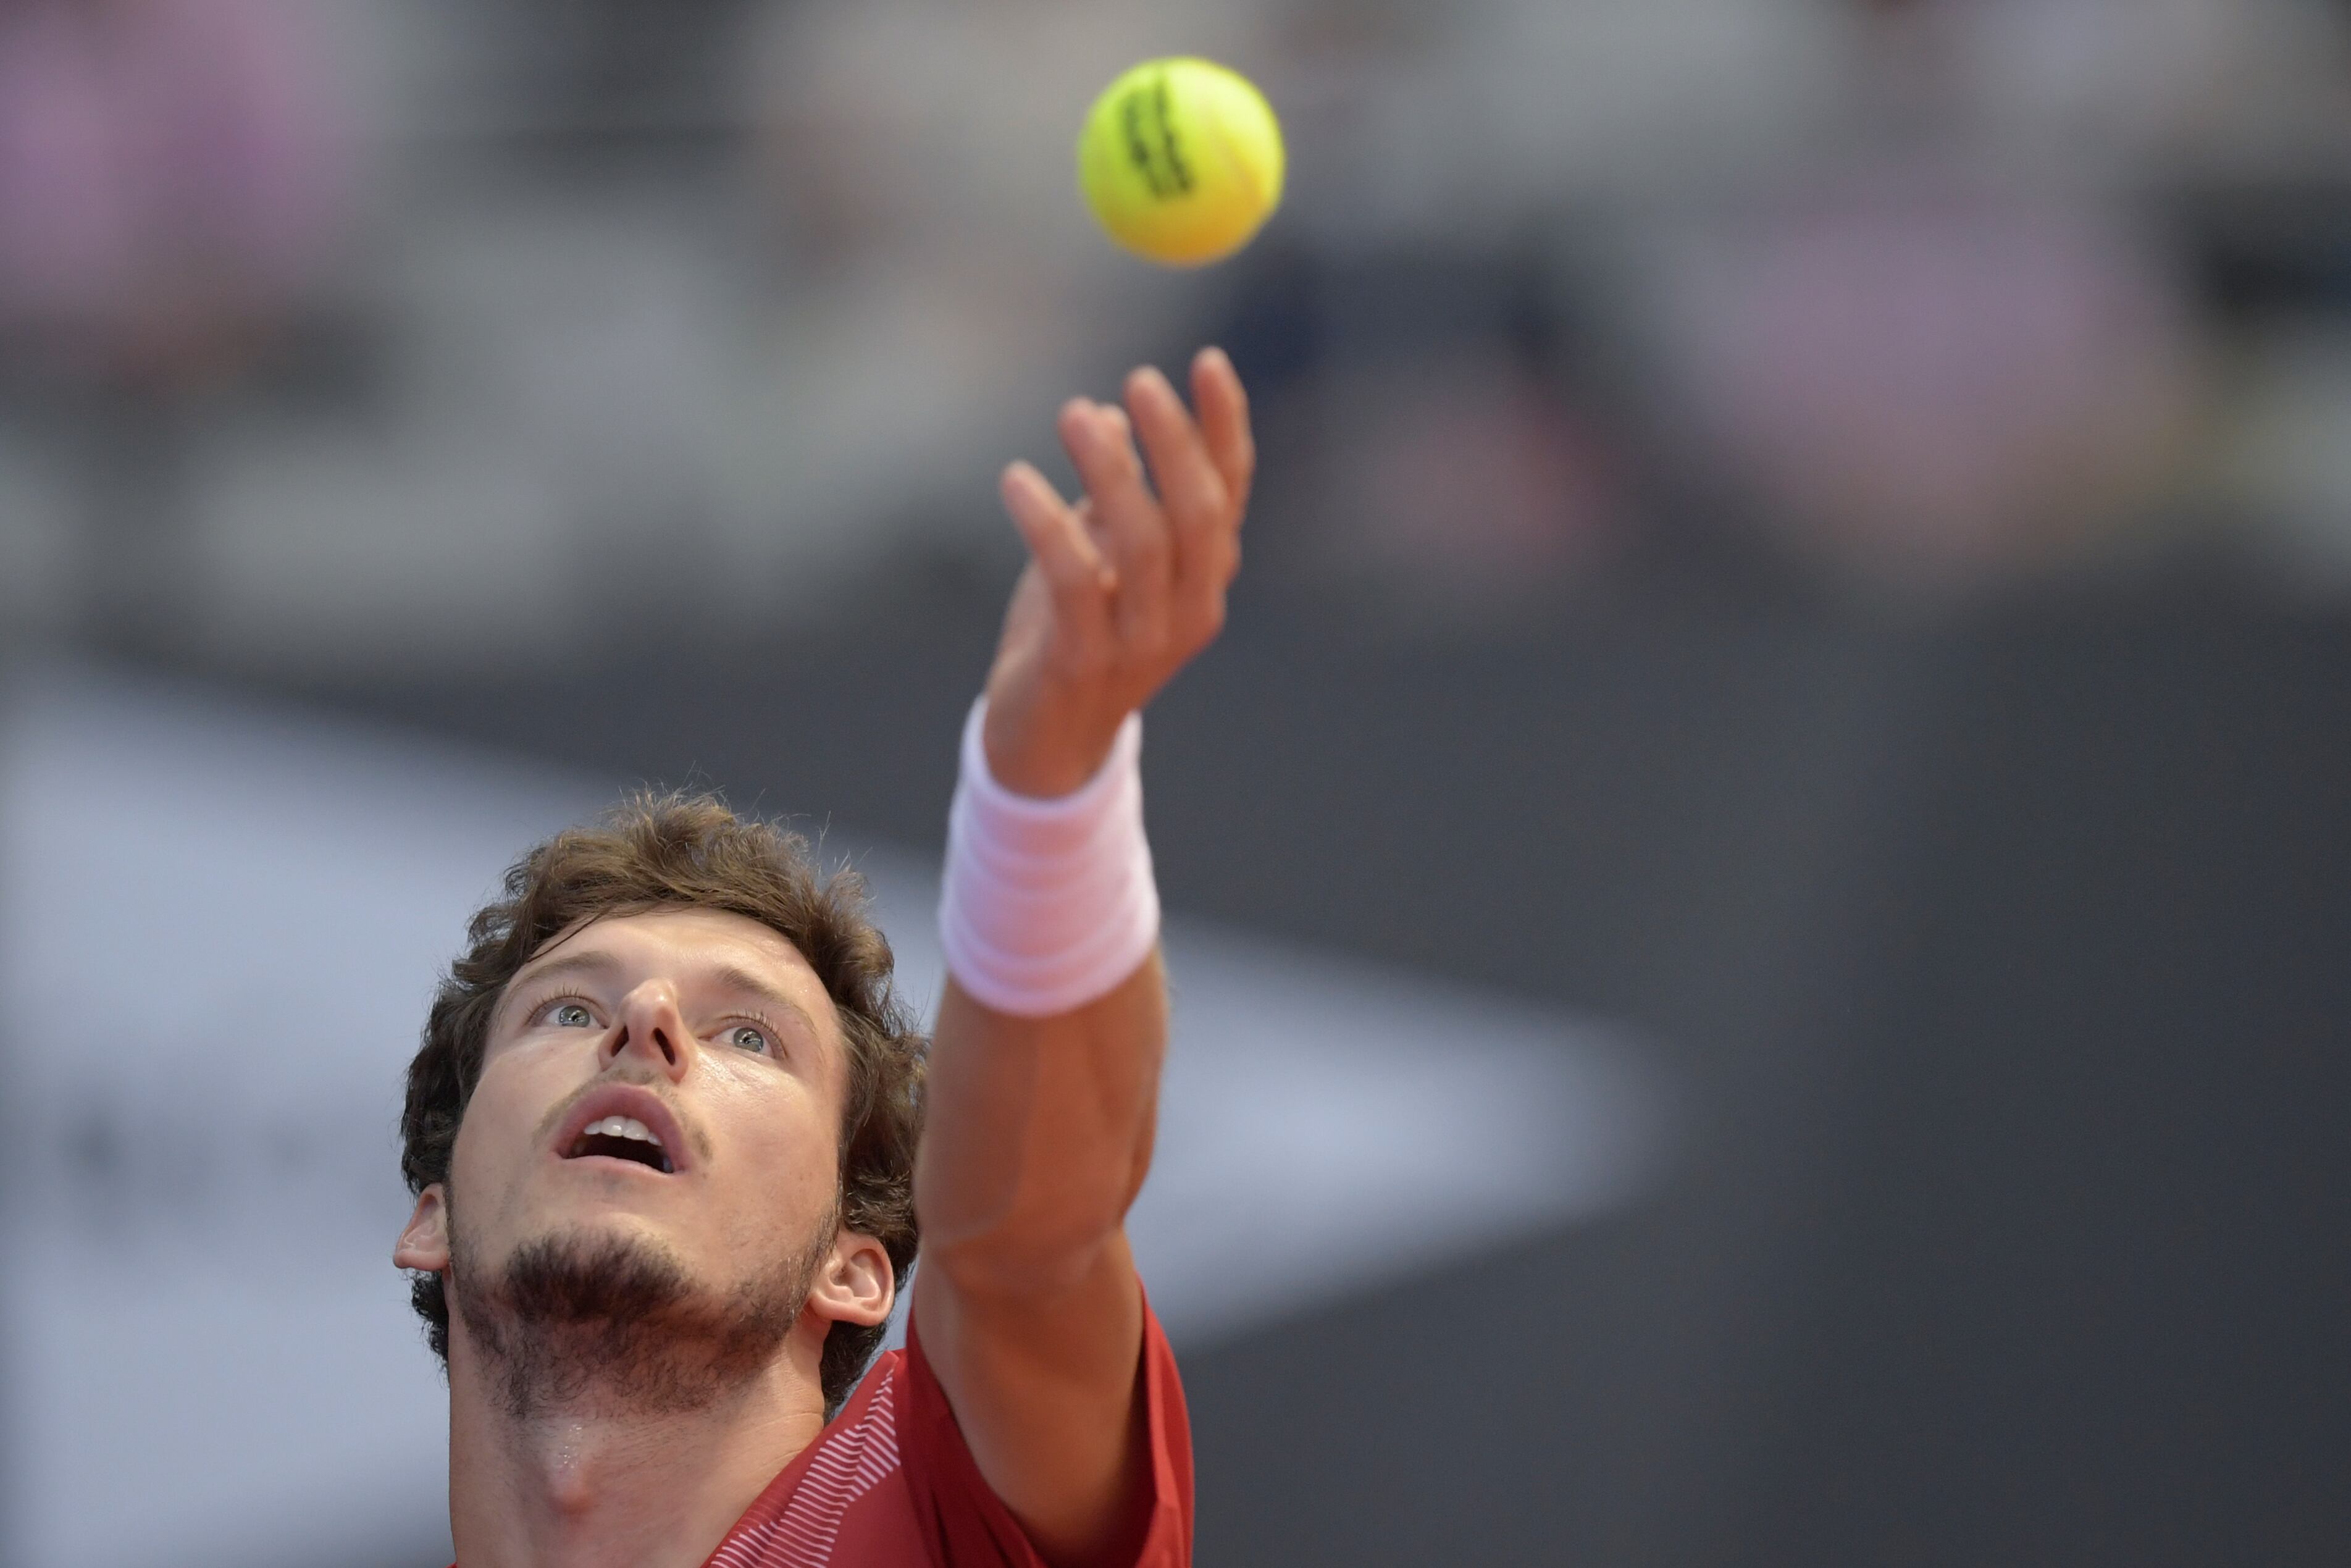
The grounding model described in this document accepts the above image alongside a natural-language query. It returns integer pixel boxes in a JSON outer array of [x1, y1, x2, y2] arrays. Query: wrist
[[980, 681, 1131, 799], [939, 697, 1159, 1018]]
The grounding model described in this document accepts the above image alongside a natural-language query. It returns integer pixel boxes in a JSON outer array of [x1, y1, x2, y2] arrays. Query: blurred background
[[2, 0, 2349, 1563]]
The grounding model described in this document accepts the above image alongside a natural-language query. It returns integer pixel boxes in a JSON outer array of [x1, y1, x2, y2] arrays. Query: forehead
[[508, 907, 842, 1036]]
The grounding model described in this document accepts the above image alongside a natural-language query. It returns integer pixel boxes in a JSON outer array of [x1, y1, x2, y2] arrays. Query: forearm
[[912, 749, 1168, 1567], [920, 690, 1167, 1289], [915, 957, 1165, 1294]]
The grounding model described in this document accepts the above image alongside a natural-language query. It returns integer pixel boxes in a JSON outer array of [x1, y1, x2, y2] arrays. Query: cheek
[[714, 1078, 845, 1233], [448, 1052, 554, 1202]]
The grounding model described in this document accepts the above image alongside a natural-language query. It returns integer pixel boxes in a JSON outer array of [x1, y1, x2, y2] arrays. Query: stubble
[[448, 1196, 833, 1423]]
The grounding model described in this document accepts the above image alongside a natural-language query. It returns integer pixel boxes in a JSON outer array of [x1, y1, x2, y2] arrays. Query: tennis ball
[[1079, 58, 1284, 267]]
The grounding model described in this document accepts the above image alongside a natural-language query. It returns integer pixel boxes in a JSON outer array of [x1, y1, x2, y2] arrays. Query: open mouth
[[565, 1115, 674, 1175]]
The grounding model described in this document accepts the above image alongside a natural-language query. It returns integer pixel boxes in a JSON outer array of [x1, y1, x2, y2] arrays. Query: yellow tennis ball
[[1079, 57, 1284, 267]]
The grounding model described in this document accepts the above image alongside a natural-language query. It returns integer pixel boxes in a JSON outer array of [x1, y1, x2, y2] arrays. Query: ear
[[805, 1228, 894, 1330], [394, 1185, 450, 1273]]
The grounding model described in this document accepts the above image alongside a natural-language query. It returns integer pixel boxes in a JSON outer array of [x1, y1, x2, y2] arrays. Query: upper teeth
[[586, 1115, 661, 1147]]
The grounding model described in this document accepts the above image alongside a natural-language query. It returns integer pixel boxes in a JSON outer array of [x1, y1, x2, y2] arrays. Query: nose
[[605, 979, 694, 1083]]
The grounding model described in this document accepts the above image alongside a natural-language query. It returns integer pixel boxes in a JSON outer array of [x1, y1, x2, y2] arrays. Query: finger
[[1059, 398, 1171, 648], [1192, 346, 1255, 519], [1125, 364, 1234, 593], [1000, 460, 1117, 635]]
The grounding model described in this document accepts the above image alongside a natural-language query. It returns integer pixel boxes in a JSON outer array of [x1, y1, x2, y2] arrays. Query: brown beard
[[448, 1201, 832, 1422]]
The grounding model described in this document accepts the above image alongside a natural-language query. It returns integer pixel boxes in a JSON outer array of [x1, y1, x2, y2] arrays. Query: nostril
[[609, 1019, 681, 1067]]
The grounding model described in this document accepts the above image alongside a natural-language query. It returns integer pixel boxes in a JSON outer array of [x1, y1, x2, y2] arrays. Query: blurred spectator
[[0, 0, 346, 387], [1853, 0, 2326, 157], [1298, 345, 1617, 614], [1622, 0, 2275, 597], [1659, 179, 2203, 595], [0, 0, 349, 645]]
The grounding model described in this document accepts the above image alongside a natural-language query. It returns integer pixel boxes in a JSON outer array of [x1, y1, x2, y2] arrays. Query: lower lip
[[559, 1153, 677, 1178]]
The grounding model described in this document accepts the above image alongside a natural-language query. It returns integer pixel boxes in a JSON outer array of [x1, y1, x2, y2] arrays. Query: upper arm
[[910, 958, 1167, 1568]]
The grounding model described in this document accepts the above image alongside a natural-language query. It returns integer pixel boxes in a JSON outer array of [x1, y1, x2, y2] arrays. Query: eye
[[724, 1023, 772, 1055], [547, 1000, 597, 1029]]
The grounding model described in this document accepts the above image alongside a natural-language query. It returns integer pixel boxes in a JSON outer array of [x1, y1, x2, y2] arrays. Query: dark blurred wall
[[1737, 591, 2351, 1568]]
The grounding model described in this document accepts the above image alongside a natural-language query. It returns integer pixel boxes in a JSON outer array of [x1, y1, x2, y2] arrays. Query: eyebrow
[[703, 962, 825, 1044], [495, 949, 622, 1029]]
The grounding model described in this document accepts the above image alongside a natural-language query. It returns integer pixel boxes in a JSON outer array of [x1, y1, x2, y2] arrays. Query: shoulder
[[715, 1353, 926, 1568], [900, 1297, 1196, 1568], [716, 1294, 1194, 1568]]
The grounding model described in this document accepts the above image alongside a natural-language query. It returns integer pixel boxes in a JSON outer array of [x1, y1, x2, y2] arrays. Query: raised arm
[[911, 348, 1252, 1567]]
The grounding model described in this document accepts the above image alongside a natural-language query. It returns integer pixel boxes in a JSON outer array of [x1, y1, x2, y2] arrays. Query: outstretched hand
[[982, 346, 1254, 798]]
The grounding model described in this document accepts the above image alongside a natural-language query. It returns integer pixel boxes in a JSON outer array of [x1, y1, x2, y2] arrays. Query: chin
[[515, 1212, 687, 1272]]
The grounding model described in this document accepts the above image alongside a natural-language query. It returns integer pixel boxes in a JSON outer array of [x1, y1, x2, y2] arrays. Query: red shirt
[[708, 1300, 1192, 1567], [454, 1297, 1192, 1568]]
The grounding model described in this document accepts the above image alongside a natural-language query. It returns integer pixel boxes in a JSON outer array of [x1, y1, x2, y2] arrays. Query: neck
[[445, 1323, 829, 1568]]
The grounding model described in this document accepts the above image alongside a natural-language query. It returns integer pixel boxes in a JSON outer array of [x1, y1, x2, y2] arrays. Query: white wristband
[[937, 698, 1160, 1018]]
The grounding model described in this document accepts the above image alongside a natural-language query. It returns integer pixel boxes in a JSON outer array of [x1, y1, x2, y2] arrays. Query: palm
[[981, 350, 1254, 798]]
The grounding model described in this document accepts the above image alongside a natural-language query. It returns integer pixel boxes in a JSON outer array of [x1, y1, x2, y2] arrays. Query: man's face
[[397, 907, 886, 1392]]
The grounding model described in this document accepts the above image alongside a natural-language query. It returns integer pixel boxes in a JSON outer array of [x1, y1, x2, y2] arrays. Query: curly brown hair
[[400, 791, 927, 1414]]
